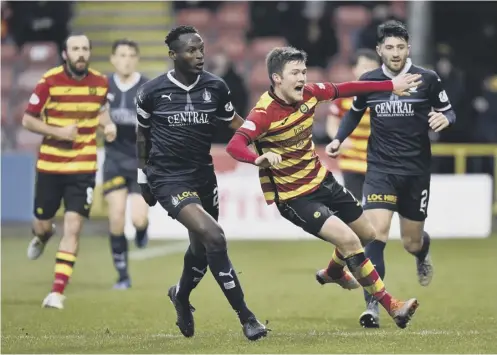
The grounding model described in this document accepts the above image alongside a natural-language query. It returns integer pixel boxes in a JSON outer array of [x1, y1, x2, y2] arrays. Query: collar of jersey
[[113, 72, 141, 92], [63, 64, 89, 81], [381, 58, 413, 79], [167, 70, 201, 91], [268, 86, 300, 108]]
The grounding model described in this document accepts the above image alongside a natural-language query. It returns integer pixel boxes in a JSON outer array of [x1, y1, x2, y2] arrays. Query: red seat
[[248, 61, 270, 91], [248, 37, 287, 61], [215, 34, 246, 62], [326, 62, 354, 83], [215, 3, 249, 31], [20, 42, 59, 69], [1, 98, 9, 125], [16, 69, 48, 97], [306, 67, 325, 83], [13, 99, 28, 125], [1, 68, 13, 96], [1, 43, 18, 67], [175, 9, 214, 36], [334, 6, 372, 29]]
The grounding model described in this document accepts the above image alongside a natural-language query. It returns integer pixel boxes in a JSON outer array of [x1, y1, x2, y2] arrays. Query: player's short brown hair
[[111, 39, 139, 54], [266, 47, 307, 85]]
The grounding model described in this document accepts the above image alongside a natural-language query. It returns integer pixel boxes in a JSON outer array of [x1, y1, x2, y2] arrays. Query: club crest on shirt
[[202, 89, 211, 103], [300, 104, 309, 114]]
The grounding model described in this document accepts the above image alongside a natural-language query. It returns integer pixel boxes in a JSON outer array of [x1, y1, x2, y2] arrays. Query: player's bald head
[[63, 34, 91, 52]]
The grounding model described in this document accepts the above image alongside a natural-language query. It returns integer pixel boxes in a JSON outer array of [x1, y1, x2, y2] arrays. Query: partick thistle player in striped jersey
[[22, 34, 117, 309], [227, 47, 422, 329]]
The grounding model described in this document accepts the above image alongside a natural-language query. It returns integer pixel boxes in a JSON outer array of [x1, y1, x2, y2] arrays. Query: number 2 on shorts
[[419, 189, 428, 215]]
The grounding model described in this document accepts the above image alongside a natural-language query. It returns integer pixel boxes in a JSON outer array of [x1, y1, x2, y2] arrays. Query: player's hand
[[55, 124, 78, 141], [104, 123, 117, 142], [392, 73, 422, 96], [325, 139, 341, 158], [254, 152, 282, 168], [428, 111, 450, 132], [139, 183, 157, 207]]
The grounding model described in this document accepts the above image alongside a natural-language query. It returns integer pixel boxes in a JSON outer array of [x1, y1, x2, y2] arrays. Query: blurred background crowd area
[[1, 1, 497, 174]]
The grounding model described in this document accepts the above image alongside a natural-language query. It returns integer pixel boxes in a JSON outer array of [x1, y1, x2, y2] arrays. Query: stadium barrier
[[2, 145, 495, 240]]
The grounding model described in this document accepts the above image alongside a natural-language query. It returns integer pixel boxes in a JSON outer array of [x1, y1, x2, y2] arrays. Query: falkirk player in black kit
[[104, 40, 150, 289], [135, 26, 267, 341], [329, 21, 456, 328]]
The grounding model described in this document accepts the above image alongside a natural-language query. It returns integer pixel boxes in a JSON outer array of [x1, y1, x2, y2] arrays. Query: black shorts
[[148, 173, 219, 221], [362, 170, 430, 221], [102, 156, 140, 195], [276, 174, 363, 236], [34, 172, 96, 220], [342, 171, 365, 201]]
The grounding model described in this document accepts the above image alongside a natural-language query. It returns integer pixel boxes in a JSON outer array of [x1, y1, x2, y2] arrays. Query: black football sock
[[410, 231, 431, 261], [176, 246, 208, 302], [206, 249, 254, 324], [110, 234, 129, 281], [363, 240, 386, 304], [135, 224, 148, 240]]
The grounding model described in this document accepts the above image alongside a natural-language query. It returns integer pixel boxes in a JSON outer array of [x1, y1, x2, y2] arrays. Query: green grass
[[2, 235, 497, 353]]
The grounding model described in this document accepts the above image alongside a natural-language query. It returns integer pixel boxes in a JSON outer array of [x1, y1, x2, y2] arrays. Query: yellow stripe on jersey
[[49, 87, 108, 96], [264, 119, 313, 142], [47, 117, 99, 127], [40, 144, 97, 158], [254, 92, 274, 110], [341, 149, 367, 159], [74, 134, 96, 143], [268, 97, 318, 130], [271, 150, 316, 169], [37, 160, 97, 172], [338, 159, 367, 173], [262, 165, 327, 201], [88, 68, 105, 77], [352, 126, 371, 138], [45, 102, 102, 112], [273, 160, 317, 184], [43, 66, 64, 78]]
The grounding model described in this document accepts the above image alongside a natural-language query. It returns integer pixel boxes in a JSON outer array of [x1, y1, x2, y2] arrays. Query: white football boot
[[27, 224, 55, 260], [41, 292, 66, 309]]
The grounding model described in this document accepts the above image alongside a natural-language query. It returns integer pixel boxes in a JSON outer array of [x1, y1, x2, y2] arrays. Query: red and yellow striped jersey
[[25, 65, 108, 174], [329, 98, 371, 174], [236, 83, 339, 204]]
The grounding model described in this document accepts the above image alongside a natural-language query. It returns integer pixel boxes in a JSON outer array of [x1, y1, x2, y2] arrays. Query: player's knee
[[200, 223, 226, 252], [63, 212, 83, 239], [131, 212, 148, 230], [338, 232, 363, 257], [32, 219, 53, 236], [401, 234, 423, 253], [109, 213, 125, 235]]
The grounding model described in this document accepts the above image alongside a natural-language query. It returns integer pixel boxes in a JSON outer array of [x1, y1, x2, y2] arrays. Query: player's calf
[[176, 204, 261, 330], [130, 193, 149, 248], [316, 248, 360, 290], [47, 212, 81, 302]]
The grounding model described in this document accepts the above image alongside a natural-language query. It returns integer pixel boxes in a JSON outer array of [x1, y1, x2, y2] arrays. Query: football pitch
[[2, 234, 497, 353]]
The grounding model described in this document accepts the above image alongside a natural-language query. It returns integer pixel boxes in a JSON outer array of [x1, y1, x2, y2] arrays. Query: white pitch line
[[129, 242, 189, 261]]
